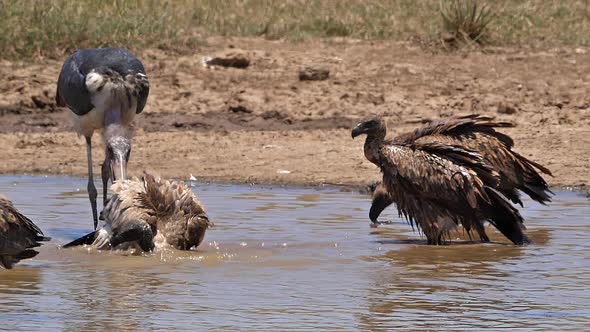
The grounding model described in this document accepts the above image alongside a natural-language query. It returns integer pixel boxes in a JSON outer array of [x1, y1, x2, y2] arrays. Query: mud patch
[[0, 38, 588, 187]]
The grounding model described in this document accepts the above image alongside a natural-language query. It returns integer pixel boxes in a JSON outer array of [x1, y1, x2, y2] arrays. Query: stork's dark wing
[[56, 52, 93, 115], [56, 48, 149, 115]]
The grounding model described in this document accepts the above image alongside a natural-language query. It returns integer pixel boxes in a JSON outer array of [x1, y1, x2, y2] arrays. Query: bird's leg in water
[[370, 219, 395, 228], [99, 158, 110, 220], [110, 219, 154, 252], [85, 136, 98, 230]]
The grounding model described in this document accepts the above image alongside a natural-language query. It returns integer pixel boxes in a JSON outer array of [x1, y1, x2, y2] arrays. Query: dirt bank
[[0, 38, 588, 190]]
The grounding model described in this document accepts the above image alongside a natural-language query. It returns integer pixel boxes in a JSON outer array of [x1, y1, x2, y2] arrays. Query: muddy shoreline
[[0, 38, 588, 191]]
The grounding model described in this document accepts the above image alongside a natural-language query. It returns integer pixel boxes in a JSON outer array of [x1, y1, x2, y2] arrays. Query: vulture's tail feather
[[485, 187, 531, 245]]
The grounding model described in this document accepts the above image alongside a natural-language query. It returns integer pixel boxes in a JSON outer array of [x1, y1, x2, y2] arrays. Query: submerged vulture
[[0, 196, 50, 269], [352, 114, 552, 245], [64, 173, 211, 252]]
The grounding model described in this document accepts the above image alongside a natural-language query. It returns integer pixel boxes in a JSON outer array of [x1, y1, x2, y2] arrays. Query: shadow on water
[[0, 176, 589, 330]]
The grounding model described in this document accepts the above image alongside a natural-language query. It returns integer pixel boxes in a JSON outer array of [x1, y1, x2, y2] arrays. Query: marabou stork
[[56, 48, 149, 229]]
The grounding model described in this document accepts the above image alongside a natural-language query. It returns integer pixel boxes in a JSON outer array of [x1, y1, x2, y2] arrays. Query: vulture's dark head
[[369, 182, 394, 223], [351, 115, 386, 139]]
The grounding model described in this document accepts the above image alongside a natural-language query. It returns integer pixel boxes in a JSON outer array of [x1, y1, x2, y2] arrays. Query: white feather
[[72, 71, 138, 137], [91, 225, 113, 250]]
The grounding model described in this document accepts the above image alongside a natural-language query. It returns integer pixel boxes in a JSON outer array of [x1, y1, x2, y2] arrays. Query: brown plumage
[[0, 196, 50, 269], [352, 114, 543, 245], [395, 114, 552, 205], [63, 173, 212, 252], [367, 115, 553, 227], [367, 115, 553, 230]]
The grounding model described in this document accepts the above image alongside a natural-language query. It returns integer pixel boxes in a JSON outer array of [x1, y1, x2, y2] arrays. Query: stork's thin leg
[[85, 136, 98, 230], [99, 159, 110, 221]]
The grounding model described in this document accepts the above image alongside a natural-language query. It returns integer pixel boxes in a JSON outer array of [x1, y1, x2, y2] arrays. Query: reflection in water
[[0, 266, 42, 330], [0, 176, 589, 330], [359, 244, 526, 330], [60, 265, 169, 331], [359, 193, 590, 330]]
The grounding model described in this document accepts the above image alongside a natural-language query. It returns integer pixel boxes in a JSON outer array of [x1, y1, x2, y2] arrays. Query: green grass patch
[[0, 0, 589, 59]]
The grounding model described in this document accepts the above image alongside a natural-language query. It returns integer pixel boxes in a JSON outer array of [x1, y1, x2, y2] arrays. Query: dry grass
[[0, 0, 589, 59], [440, 0, 494, 45]]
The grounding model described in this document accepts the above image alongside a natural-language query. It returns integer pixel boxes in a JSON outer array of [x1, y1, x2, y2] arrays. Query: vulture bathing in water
[[64, 173, 211, 252], [351, 114, 552, 245], [0, 196, 50, 269]]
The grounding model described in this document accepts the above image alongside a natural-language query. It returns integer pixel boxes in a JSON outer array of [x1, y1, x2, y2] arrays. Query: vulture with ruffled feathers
[[0, 196, 50, 269], [352, 114, 552, 245], [63, 173, 211, 252]]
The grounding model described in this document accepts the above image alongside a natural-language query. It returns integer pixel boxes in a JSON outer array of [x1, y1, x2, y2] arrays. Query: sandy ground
[[0, 38, 588, 191]]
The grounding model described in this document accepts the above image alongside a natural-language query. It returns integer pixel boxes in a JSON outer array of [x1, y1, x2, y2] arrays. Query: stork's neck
[[104, 106, 122, 127], [104, 123, 131, 142], [364, 130, 386, 166]]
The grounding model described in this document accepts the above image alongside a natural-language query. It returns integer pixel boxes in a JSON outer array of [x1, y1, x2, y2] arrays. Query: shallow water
[[0, 176, 589, 331]]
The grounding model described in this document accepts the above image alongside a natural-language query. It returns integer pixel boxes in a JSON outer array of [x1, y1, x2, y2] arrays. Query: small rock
[[277, 170, 291, 174], [202, 50, 250, 69], [298, 65, 330, 81], [366, 93, 385, 106], [261, 110, 286, 120], [441, 32, 456, 43], [228, 104, 253, 113], [31, 95, 47, 109], [497, 103, 517, 115]]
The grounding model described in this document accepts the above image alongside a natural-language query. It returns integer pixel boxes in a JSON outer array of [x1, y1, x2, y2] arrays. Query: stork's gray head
[[351, 115, 387, 139], [104, 126, 132, 181]]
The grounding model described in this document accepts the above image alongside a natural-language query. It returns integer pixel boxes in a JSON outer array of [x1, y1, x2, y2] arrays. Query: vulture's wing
[[0, 199, 47, 249], [379, 143, 530, 244], [379, 143, 493, 211], [0, 199, 48, 268], [413, 131, 552, 204], [394, 114, 515, 148]]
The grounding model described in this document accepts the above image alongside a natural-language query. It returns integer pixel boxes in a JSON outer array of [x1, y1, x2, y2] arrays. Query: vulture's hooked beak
[[351, 123, 365, 139]]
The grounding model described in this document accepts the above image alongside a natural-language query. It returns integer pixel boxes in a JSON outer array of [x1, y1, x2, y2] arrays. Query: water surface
[[1, 176, 589, 331]]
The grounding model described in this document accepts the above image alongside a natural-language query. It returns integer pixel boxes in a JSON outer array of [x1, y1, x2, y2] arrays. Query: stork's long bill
[[104, 124, 132, 182], [111, 152, 128, 182]]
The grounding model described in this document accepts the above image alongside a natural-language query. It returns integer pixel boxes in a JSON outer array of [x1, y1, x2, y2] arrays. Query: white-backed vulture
[[366, 115, 553, 227], [0, 196, 50, 269], [352, 114, 545, 245], [63, 173, 211, 252]]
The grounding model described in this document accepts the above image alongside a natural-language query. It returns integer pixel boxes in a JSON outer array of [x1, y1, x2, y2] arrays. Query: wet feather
[[0, 196, 49, 269], [353, 114, 540, 245]]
